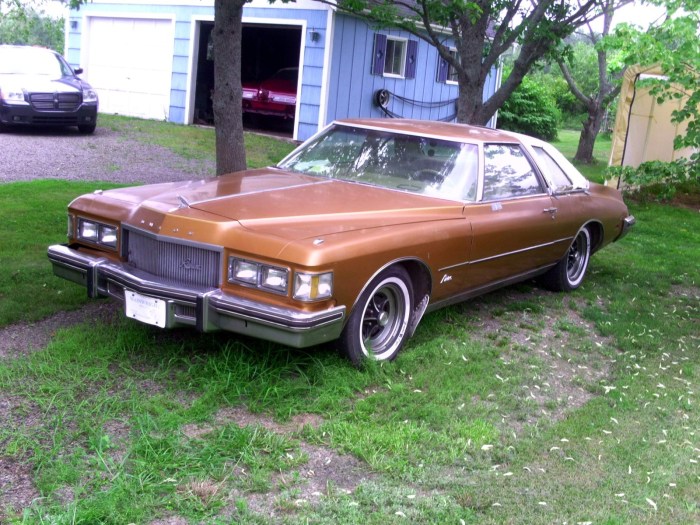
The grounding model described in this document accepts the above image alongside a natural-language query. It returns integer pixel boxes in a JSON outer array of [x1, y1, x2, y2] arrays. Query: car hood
[[101, 169, 462, 240], [0, 73, 85, 93]]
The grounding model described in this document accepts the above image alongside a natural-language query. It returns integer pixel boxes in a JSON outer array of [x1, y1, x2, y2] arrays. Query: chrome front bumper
[[47, 244, 346, 348]]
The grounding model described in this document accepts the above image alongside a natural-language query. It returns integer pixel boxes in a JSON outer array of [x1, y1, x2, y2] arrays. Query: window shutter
[[372, 34, 387, 76], [437, 55, 449, 83], [405, 40, 418, 79]]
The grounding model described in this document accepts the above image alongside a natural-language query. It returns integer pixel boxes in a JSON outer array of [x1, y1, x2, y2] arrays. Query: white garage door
[[85, 17, 174, 120]]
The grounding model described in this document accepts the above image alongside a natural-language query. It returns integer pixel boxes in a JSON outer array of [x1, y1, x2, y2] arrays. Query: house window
[[437, 48, 460, 83], [372, 34, 417, 79], [384, 37, 406, 77], [447, 48, 460, 83]]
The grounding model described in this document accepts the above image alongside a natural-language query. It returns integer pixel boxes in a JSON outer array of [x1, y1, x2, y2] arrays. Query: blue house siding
[[327, 15, 498, 127], [64, 3, 499, 142]]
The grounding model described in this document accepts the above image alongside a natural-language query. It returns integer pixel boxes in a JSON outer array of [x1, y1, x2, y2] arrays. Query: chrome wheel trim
[[566, 229, 590, 287], [359, 276, 410, 360]]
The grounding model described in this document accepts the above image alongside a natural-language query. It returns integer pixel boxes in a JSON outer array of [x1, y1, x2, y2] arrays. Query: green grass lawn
[[552, 129, 613, 183], [1, 118, 698, 524]]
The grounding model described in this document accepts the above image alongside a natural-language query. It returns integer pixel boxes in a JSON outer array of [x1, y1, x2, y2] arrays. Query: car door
[[461, 143, 569, 289]]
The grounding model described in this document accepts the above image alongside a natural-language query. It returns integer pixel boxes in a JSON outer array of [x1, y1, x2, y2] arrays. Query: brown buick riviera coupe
[[48, 119, 634, 364]]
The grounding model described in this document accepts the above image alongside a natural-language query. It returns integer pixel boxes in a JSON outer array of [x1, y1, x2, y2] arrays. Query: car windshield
[[0, 47, 72, 77], [278, 124, 480, 202]]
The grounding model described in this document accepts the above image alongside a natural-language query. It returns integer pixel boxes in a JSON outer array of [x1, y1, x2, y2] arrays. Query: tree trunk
[[213, 0, 247, 175], [574, 108, 605, 164]]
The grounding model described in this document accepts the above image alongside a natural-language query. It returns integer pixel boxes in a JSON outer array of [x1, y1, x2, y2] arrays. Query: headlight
[[293, 272, 333, 302], [82, 88, 98, 103], [78, 219, 99, 242], [0, 87, 28, 105], [99, 225, 118, 248], [77, 218, 118, 249], [261, 266, 288, 293], [228, 257, 289, 295]]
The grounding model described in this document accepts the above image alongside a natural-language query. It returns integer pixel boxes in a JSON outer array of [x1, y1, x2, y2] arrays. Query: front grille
[[125, 229, 221, 288], [29, 92, 81, 111]]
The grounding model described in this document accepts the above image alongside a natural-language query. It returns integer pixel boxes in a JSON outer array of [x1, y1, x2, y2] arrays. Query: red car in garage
[[242, 67, 298, 120]]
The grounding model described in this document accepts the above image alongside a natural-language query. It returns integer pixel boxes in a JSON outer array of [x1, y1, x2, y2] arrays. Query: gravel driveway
[[1, 125, 216, 184]]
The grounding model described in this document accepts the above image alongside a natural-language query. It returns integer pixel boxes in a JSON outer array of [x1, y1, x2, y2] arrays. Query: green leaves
[[614, 2, 700, 161], [0, 5, 64, 51]]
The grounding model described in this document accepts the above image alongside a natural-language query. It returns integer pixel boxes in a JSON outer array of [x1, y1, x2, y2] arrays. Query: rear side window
[[482, 144, 543, 200], [531, 146, 573, 191]]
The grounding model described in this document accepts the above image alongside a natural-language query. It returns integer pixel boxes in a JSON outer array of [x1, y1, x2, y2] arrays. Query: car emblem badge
[[440, 274, 453, 284], [180, 258, 202, 271]]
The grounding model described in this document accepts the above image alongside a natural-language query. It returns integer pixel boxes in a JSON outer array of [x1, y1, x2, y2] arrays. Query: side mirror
[[74, 67, 84, 75]]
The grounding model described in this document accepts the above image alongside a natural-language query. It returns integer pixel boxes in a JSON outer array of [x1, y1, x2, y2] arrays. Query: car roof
[[0, 44, 59, 56], [335, 118, 542, 146]]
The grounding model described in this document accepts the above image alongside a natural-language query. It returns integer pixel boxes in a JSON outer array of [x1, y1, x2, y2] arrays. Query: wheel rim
[[360, 278, 409, 359], [566, 230, 590, 286]]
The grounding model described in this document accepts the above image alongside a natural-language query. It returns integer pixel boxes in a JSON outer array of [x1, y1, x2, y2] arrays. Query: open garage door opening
[[193, 22, 302, 138]]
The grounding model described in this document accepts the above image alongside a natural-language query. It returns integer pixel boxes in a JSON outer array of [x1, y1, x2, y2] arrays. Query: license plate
[[125, 290, 166, 328]]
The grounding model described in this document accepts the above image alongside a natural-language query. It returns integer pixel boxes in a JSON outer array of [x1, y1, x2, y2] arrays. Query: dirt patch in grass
[[183, 406, 375, 520], [239, 441, 374, 520], [465, 288, 616, 431], [215, 406, 324, 434], [0, 456, 40, 522], [0, 301, 119, 359]]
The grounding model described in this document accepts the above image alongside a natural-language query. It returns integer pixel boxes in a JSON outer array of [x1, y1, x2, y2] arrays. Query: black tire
[[339, 266, 413, 365], [78, 123, 96, 134], [539, 227, 591, 292]]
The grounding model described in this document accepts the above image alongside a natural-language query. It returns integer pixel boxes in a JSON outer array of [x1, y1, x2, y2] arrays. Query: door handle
[[543, 207, 558, 218]]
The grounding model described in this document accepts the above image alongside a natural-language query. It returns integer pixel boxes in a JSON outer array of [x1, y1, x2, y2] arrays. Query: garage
[[84, 17, 174, 120], [193, 22, 302, 135]]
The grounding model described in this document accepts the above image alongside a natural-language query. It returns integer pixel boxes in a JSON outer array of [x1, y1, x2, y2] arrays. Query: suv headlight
[[77, 218, 118, 249], [82, 88, 98, 103], [0, 87, 28, 105], [293, 272, 333, 302]]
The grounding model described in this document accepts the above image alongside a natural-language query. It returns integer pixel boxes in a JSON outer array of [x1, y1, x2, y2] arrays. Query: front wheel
[[339, 266, 413, 366], [78, 123, 96, 134], [539, 227, 591, 292]]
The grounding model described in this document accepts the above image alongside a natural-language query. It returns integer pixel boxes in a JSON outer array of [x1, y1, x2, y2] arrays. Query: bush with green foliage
[[0, 7, 64, 52], [497, 76, 561, 141], [605, 158, 699, 201]]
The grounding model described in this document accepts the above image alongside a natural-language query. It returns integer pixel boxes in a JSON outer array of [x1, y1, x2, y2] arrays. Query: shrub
[[605, 158, 699, 201], [497, 77, 561, 141]]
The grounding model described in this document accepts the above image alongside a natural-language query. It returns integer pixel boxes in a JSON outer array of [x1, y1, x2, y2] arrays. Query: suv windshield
[[0, 47, 72, 77], [278, 124, 479, 201]]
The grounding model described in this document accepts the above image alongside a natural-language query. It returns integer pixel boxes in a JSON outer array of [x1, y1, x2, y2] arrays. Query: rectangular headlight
[[293, 272, 333, 301], [229, 258, 260, 285], [228, 257, 289, 295], [99, 225, 118, 248], [77, 218, 118, 249], [261, 266, 288, 293], [78, 219, 99, 242]]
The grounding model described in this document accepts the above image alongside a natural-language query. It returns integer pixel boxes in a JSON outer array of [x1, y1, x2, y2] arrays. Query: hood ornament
[[177, 195, 191, 209]]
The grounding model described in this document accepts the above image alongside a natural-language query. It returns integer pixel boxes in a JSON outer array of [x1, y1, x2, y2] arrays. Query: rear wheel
[[339, 266, 413, 366], [539, 227, 591, 292]]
